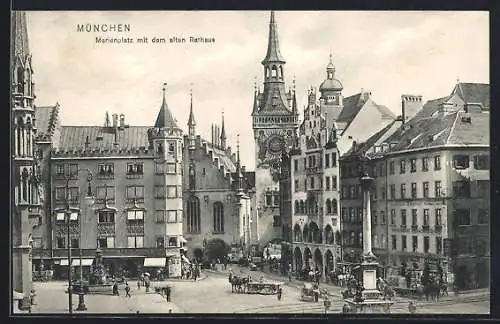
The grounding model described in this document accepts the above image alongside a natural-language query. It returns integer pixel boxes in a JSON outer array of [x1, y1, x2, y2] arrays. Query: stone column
[[360, 174, 375, 259]]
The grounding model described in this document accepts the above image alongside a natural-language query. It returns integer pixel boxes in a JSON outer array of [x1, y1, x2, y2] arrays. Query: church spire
[[262, 11, 285, 64], [220, 110, 227, 150], [11, 11, 30, 66], [154, 83, 179, 129], [187, 86, 196, 127]]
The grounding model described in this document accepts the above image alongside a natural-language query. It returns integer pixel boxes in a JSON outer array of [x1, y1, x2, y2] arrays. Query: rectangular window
[[435, 209, 442, 226], [294, 180, 299, 192], [126, 162, 144, 175], [127, 210, 144, 220], [477, 180, 490, 198], [332, 176, 337, 190], [97, 163, 114, 178], [331, 153, 337, 166], [56, 212, 65, 221], [422, 157, 429, 172], [167, 210, 177, 223], [424, 236, 430, 253], [273, 215, 281, 227], [410, 159, 417, 173], [434, 181, 442, 198], [71, 238, 79, 249], [392, 235, 397, 250], [434, 155, 441, 170], [294, 159, 298, 172], [411, 182, 417, 199], [265, 193, 273, 206], [57, 237, 65, 248], [304, 179, 307, 191], [455, 209, 471, 226], [453, 181, 470, 198], [412, 236, 418, 252], [155, 163, 166, 174], [390, 184, 396, 200], [310, 177, 315, 189], [478, 208, 489, 225], [399, 159, 406, 174], [473, 155, 489, 170], [401, 235, 407, 250], [303, 158, 307, 170], [453, 155, 470, 169], [166, 186, 177, 198], [126, 186, 144, 201], [380, 211, 386, 225], [156, 236, 165, 248], [401, 210, 407, 226], [98, 211, 115, 223], [155, 185, 166, 199], [127, 236, 144, 248], [69, 164, 79, 177], [325, 177, 330, 191], [400, 183, 406, 199], [166, 163, 177, 174], [155, 210, 166, 223], [390, 209, 396, 225], [411, 209, 418, 226], [97, 237, 115, 249], [389, 161, 395, 175], [325, 154, 330, 168], [373, 211, 378, 225], [436, 237, 442, 255], [423, 209, 429, 226], [56, 164, 65, 176], [273, 193, 280, 206], [168, 237, 178, 247], [423, 182, 429, 198], [55, 187, 66, 201], [69, 186, 79, 202], [97, 186, 115, 202]]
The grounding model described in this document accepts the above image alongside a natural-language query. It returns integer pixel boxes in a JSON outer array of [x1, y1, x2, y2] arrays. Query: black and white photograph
[[10, 10, 490, 315]]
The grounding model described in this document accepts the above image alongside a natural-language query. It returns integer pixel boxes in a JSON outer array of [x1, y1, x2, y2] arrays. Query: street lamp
[[75, 169, 94, 311], [54, 175, 80, 314]]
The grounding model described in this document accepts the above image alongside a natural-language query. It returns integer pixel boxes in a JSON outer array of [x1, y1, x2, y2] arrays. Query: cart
[[300, 282, 319, 302], [246, 280, 283, 295]]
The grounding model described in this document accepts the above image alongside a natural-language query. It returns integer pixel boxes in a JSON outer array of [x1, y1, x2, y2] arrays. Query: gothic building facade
[[11, 11, 44, 308], [252, 11, 299, 248]]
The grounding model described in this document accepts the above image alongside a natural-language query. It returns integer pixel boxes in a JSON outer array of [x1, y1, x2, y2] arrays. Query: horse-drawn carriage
[[246, 280, 283, 295], [300, 282, 319, 302], [229, 274, 282, 295]]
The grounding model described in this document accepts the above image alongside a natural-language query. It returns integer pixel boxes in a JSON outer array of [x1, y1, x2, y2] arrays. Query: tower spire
[[262, 11, 285, 64], [154, 82, 179, 129], [188, 84, 196, 127], [11, 11, 30, 65], [220, 109, 227, 150]]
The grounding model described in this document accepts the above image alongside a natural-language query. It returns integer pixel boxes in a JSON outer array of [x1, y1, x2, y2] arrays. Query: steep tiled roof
[[155, 95, 179, 129], [262, 11, 285, 63], [207, 143, 237, 173], [411, 96, 448, 121], [457, 83, 490, 108], [342, 120, 399, 159], [375, 104, 396, 120], [35, 104, 59, 141], [336, 93, 365, 123], [446, 111, 489, 146], [56, 126, 150, 152]]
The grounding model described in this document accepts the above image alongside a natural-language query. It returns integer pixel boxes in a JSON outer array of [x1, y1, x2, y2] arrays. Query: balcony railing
[[434, 225, 443, 233], [97, 222, 115, 235], [411, 225, 419, 232], [306, 166, 323, 175], [127, 223, 145, 235], [422, 225, 430, 232]]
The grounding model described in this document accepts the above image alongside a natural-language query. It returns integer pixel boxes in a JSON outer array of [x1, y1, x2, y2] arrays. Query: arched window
[[265, 67, 270, 78], [186, 196, 201, 233], [350, 231, 356, 245], [17, 68, 24, 93], [326, 199, 332, 214], [213, 202, 224, 233], [325, 225, 334, 245], [271, 65, 278, 77], [294, 200, 299, 214], [332, 199, 338, 214], [300, 200, 305, 214], [303, 224, 309, 243], [294, 224, 302, 242], [279, 66, 283, 79], [188, 164, 195, 190], [21, 167, 29, 202]]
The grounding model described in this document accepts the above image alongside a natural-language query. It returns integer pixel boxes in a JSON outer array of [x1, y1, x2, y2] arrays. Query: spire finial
[[254, 76, 257, 92], [293, 75, 296, 91], [190, 82, 193, 101], [162, 82, 167, 100], [456, 76, 460, 84], [237, 134, 240, 157]]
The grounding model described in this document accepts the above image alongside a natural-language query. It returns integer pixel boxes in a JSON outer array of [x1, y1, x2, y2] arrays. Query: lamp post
[[54, 175, 80, 314], [75, 169, 94, 311]]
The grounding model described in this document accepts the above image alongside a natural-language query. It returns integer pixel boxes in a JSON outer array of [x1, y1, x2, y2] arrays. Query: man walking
[[125, 282, 131, 298], [166, 286, 172, 302]]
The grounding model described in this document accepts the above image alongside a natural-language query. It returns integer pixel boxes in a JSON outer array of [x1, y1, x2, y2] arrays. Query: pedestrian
[[113, 282, 119, 296], [277, 287, 282, 301], [342, 303, 349, 313], [137, 280, 141, 290], [408, 301, 416, 314], [166, 286, 171, 302], [125, 282, 131, 298]]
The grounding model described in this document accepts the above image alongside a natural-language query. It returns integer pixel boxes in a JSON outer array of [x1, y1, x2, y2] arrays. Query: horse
[[423, 279, 440, 302], [230, 276, 249, 293]]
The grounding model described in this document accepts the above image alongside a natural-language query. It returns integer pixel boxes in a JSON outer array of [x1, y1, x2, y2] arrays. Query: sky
[[26, 11, 489, 170]]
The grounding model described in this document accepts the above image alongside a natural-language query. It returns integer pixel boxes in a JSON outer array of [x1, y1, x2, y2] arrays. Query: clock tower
[[252, 11, 299, 246]]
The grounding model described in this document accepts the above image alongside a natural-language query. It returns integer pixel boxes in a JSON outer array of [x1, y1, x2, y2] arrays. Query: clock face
[[267, 135, 285, 154]]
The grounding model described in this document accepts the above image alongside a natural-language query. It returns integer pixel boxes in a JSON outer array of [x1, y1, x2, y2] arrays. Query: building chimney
[[119, 113, 125, 127], [112, 113, 119, 128], [401, 94, 423, 124]]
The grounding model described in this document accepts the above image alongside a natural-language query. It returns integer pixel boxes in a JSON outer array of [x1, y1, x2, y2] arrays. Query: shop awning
[[60, 259, 70, 266], [181, 255, 191, 264], [143, 258, 166, 267], [71, 259, 94, 267]]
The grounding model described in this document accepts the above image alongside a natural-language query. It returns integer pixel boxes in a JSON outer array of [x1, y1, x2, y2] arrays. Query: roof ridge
[[445, 111, 461, 145]]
